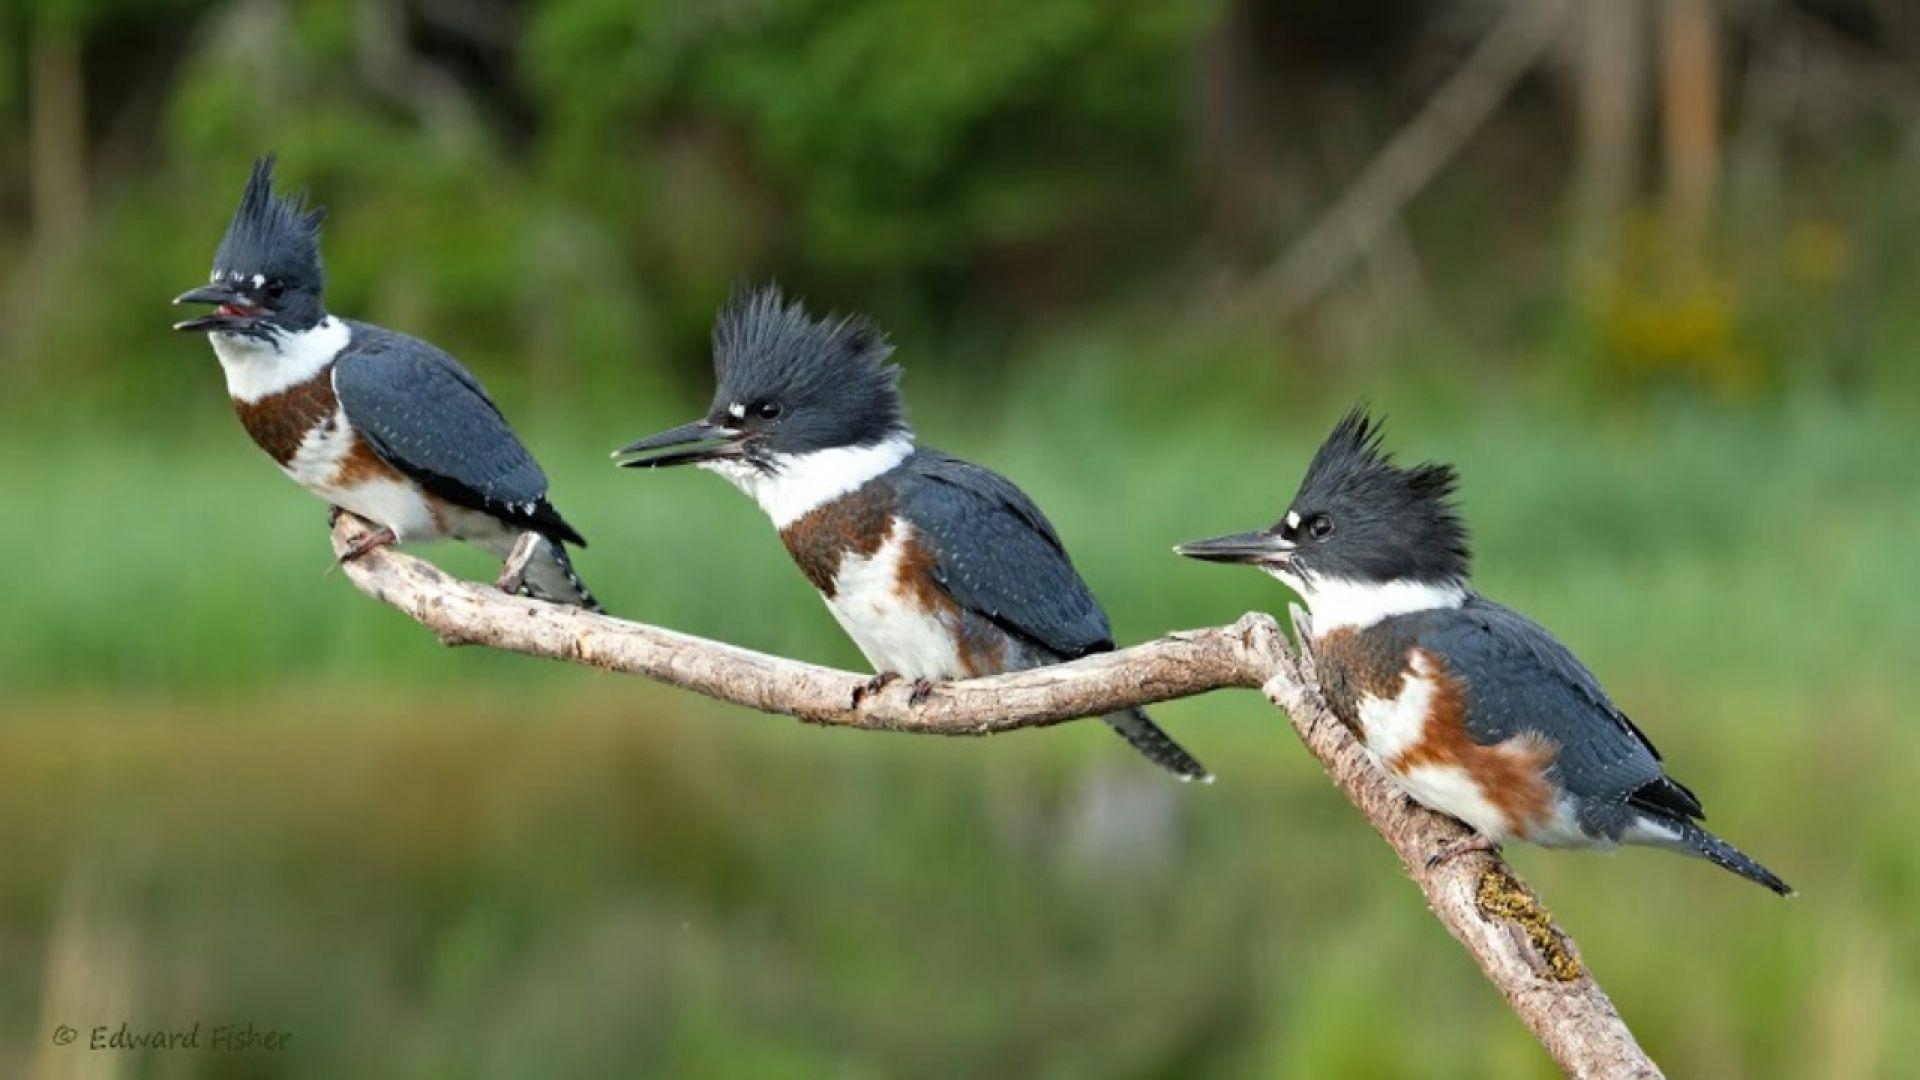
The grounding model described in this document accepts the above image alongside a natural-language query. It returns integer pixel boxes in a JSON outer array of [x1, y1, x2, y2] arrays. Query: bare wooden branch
[[330, 513, 1662, 1077]]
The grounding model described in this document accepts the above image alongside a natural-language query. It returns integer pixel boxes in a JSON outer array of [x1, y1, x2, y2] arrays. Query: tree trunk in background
[[1191, 0, 1280, 251], [1241, 0, 1571, 325], [1661, 0, 1720, 255], [28, 14, 87, 252], [1572, 0, 1645, 265]]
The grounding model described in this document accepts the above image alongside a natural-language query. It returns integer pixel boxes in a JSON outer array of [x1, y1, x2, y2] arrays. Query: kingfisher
[[614, 285, 1209, 781], [172, 156, 598, 609], [1177, 409, 1790, 893]]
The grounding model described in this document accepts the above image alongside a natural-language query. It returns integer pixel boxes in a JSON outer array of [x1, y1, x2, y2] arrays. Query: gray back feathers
[[894, 450, 1112, 660], [334, 323, 585, 547], [1405, 599, 1675, 818]]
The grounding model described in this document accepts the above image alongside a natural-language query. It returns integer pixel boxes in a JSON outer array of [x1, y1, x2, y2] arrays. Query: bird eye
[[263, 279, 286, 300], [1309, 514, 1334, 539], [753, 401, 782, 421]]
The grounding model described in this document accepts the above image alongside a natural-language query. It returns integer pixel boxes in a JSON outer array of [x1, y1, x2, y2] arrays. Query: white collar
[[1268, 568, 1468, 633], [210, 316, 350, 403], [702, 434, 914, 528]]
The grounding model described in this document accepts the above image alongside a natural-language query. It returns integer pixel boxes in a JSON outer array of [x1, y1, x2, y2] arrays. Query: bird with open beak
[[174, 155, 599, 609]]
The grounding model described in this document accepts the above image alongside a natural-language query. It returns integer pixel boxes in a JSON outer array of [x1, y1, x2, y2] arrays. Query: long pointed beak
[[172, 283, 257, 332], [1174, 529, 1293, 566], [174, 284, 243, 307], [612, 419, 748, 469]]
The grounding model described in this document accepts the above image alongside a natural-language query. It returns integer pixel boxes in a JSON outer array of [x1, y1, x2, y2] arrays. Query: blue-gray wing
[[1411, 599, 1700, 816], [332, 324, 585, 545], [893, 450, 1113, 659]]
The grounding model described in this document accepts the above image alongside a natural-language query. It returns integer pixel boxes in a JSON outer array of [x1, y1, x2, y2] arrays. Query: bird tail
[[1102, 708, 1212, 783], [1634, 813, 1793, 896], [519, 533, 603, 613]]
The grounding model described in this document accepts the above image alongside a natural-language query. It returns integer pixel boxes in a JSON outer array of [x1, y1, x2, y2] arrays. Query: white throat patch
[[702, 434, 914, 528], [210, 316, 350, 403], [1270, 569, 1468, 634]]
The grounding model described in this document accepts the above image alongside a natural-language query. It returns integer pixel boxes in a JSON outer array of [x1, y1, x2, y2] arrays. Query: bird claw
[[336, 525, 398, 565], [1425, 834, 1501, 870], [852, 671, 902, 708], [495, 533, 544, 596], [908, 678, 935, 706]]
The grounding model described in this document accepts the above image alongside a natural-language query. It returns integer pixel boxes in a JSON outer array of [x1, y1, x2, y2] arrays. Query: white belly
[[1393, 762, 1515, 841], [1528, 796, 1597, 849], [824, 522, 964, 678], [441, 504, 525, 557], [281, 406, 442, 543], [1354, 651, 1442, 762], [327, 481, 439, 543]]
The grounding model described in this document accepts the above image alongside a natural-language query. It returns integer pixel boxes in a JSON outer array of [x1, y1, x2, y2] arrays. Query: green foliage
[[526, 0, 1213, 272], [6, 0, 1919, 415]]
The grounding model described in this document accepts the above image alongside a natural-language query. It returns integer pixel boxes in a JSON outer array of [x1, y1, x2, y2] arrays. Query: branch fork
[[327, 512, 1661, 1077]]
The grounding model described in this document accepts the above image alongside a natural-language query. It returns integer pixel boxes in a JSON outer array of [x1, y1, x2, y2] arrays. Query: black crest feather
[[1290, 406, 1471, 584], [711, 283, 907, 451], [213, 154, 326, 291]]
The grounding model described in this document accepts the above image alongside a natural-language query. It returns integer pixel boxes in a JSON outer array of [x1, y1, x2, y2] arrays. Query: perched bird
[[173, 156, 598, 609], [615, 285, 1209, 781], [1177, 409, 1790, 893]]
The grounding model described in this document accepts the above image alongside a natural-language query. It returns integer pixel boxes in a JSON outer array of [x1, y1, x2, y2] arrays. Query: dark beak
[[613, 419, 748, 469], [1174, 529, 1293, 566], [172, 282, 262, 332]]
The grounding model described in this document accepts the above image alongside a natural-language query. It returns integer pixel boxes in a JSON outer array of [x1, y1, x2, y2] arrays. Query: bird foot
[[336, 525, 398, 565], [327, 505, 346, 526], [495, 533, 545, 596], [850, 674, 938, 708], [1426, 834, 1501, 870], [852, 671, 902, 708]]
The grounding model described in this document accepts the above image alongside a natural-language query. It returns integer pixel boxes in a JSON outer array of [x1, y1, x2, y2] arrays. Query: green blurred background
[[1, 0, 1915, 1076]]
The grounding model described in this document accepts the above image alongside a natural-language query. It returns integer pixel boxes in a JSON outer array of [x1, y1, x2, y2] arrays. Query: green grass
[[0, 376, 1915, 1077]]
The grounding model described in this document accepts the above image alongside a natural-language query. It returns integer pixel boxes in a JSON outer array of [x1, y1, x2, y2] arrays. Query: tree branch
[[330, 513, 1661, 1077]]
